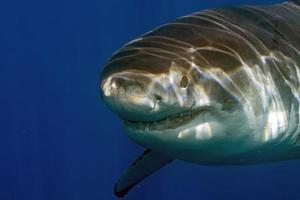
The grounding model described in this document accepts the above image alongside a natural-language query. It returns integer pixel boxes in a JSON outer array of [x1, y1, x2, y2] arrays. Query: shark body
[[100, 0, 300, 197]]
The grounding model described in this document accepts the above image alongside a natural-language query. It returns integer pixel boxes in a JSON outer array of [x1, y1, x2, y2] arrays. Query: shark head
[[100, 35, 257, 163], [98, 4, 299, 162]]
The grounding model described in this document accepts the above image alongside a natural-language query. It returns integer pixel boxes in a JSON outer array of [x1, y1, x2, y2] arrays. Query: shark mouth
[[123, 109, 206, 131]]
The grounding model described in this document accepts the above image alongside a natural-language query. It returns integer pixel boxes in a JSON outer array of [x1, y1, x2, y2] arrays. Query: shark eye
[[180, 76, 189, 88]]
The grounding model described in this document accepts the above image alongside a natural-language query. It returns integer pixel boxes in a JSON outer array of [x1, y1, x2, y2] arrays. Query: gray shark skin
[[100, 0, 300, 197]]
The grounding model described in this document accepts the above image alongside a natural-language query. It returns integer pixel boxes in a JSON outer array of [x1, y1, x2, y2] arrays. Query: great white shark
[[100, 0, 300, 197]]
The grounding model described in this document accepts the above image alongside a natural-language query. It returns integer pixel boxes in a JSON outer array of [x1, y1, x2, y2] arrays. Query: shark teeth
[[124, 109, 204, 131]]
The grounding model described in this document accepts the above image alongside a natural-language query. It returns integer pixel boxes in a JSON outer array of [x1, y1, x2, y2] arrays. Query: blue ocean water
[[2, 0, 300, 199]]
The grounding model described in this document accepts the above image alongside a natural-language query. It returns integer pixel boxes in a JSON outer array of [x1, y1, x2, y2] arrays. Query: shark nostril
[[154, 94, 162, 102], [111, 78, 121, 89]]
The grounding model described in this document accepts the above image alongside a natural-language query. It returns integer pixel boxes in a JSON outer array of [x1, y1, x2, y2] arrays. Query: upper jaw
[[122, 107, 209, 131]]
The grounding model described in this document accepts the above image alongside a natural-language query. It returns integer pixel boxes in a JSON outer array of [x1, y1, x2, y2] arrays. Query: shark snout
[[102, 76, 145, 98], [100, 74, 163, 121]]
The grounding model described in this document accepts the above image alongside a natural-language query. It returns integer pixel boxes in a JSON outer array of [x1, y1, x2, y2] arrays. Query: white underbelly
[[125, 119, 300, 165]]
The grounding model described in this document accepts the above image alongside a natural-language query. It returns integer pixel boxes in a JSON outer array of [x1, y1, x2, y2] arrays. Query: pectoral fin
[[114, 149, 173, 197]]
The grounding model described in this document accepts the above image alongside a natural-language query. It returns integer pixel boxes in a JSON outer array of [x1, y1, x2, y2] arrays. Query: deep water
[[1, 0, 300, 199]]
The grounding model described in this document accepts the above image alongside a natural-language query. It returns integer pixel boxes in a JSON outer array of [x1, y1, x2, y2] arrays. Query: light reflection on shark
[[100, 0, 300, 197]]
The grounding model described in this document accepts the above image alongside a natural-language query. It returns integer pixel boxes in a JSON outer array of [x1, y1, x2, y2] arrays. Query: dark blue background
[[1, 0, 300, 199]]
